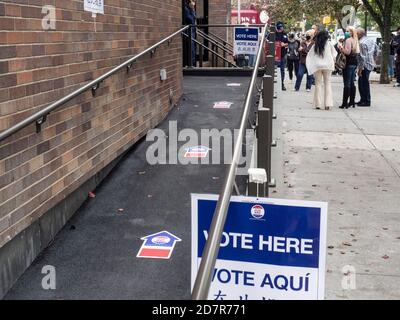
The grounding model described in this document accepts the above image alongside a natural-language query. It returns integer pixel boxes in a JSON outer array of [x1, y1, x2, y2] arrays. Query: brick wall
[[0, 0, 183, 248], [209, 0, 231, 43]]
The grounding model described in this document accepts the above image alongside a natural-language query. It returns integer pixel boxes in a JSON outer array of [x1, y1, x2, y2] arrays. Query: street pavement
[[272, 72, 400, 299]]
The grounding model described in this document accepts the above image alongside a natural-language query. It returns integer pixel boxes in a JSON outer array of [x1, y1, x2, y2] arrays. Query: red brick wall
[[0, 0, 182, 248], [209, 0, 231, 42]]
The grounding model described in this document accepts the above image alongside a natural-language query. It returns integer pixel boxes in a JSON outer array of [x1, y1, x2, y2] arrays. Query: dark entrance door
[[182, 0, 209, 67]]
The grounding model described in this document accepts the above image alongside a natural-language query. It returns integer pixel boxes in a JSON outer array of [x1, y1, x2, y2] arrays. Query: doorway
[[182, 0, 209, 66]]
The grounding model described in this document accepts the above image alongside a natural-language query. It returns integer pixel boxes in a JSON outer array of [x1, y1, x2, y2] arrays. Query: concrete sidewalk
[[272, 73, 400, 299]]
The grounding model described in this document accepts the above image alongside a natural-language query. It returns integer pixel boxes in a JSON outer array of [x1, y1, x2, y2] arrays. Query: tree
[[267, 0, 361, 31], [393, 0, 400, 27], [361, 0, 395, 83], [302, 0, 361, 31]]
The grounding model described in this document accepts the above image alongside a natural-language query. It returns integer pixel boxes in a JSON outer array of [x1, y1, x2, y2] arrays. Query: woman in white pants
[[306, 31, 337, 110]]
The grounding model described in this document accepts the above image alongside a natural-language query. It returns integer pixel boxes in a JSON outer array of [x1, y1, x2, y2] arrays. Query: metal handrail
[[0, 26, 189, 143], [191, 23, 268, 300], [182, 33, 238, 68], [196, 30, 234, 56], [205, 30, 233, 50]]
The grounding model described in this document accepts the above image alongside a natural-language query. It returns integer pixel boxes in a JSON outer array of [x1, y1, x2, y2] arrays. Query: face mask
[[344, 31, 351, 39]]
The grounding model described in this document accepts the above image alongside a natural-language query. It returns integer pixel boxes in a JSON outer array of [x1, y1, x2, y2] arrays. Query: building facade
[[0, 0, 233, 299]]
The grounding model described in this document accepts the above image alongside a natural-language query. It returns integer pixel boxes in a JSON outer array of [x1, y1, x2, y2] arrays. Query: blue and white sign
[[84, 0, 104, 14], [191, 194, 328, 300], [234, 27, 260, 56]]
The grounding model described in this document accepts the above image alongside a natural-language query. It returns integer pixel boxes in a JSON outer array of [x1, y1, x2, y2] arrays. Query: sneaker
[[395, 83, 400, 87], [306, 89, 311, 92], [282, 85, 287, 91]]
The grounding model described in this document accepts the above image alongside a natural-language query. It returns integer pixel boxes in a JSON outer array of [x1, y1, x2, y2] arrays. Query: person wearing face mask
[[274, 22, 289, 91], [338, 26, 360, 108], [294, 31, 314, 92], [287, 33, 300, 81]]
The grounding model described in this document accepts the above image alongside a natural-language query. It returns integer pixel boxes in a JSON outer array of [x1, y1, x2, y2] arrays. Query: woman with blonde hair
[[338, 26, 360, 108]]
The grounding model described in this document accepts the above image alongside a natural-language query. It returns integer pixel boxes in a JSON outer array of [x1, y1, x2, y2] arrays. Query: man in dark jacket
[[184, 0, 197, 67], [394, 27, 400, 87], [275, 22, 289, 91], [287, 33, 300, 81]]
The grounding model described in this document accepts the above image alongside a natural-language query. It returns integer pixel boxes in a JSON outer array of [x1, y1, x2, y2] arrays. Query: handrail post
[[223, 40, 227, 67], [189, 25, 193, 67], [199, 44, 203, 67], [255, 106, 270, 198], [266, 55, 275, 78], [263, 74, 274, 125], [262, 75, 274, 189]]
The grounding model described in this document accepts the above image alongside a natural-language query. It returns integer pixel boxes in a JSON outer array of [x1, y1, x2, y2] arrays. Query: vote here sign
[[234, 27, 260, 56], [84, 0, 104, 14], [191, 194, 328, 300]]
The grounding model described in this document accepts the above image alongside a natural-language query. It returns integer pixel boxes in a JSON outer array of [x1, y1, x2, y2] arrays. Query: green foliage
[[393, 0, 400, 28]]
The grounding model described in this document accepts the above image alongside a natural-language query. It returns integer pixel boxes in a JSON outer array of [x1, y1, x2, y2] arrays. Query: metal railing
[[207, 30, 233, 50], [184, 24, 268, 69], [0, 26, 189, 143], [196, 29, 234, 68], [182, 32, 237, 68], [197, 29, 233, 56], [191, 23, 270, 300]]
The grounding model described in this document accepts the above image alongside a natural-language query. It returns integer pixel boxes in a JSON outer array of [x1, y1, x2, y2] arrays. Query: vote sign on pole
[[233, 27, 260, 56], [191, 194, 328, 300], [84, 0, 104, 14]]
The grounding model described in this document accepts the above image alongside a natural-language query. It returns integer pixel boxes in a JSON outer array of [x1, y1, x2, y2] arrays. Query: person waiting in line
[[294, 30, 314, 92], [396, 43, 400, 88], [184, 0, 197, 67], [394, 27, 400, 87], [338, 26, 360, 109], [356, 28, 378, 107], [287, 33, 300, 81], [275, 22, 289, 91], [389, 34, 396, 81], [306, 31, 337, 110]]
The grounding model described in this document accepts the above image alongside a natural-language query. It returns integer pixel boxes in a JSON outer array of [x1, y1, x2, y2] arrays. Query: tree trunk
[[380, 24, 391, 84], [379, 1, 393, 84]]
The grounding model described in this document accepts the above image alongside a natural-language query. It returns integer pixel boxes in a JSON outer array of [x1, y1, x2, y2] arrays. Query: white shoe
[[395, 83, 400, 87], [306, 89, 311, 92]]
